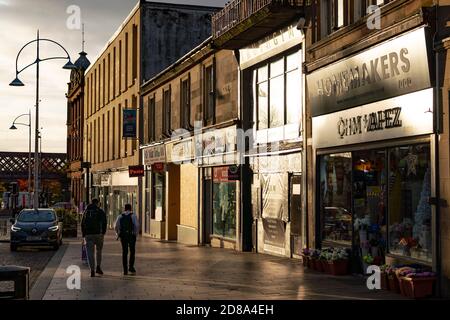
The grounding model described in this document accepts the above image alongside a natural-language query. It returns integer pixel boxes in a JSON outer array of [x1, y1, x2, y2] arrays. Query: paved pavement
[[36, 232, 406, 300]]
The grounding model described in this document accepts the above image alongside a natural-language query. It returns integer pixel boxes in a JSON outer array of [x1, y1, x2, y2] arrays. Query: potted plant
[[354, 215, 371, 242], [386, 266, 401, 293], [362, 254, 374, 275], [400, 272, 436, 299], [328, 248, 350, 276], [319, 250, 331, 273], [395, 266, 417, 296]]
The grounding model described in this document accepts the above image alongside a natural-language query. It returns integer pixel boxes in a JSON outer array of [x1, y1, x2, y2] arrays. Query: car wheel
[[10, 244, 18, 252], [52, 243, 60, 251]]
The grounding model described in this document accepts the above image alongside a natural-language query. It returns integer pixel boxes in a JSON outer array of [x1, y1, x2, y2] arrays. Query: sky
[[0, 0, 226, 153]]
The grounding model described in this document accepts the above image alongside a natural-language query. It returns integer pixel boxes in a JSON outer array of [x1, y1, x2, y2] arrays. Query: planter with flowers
[[328, 248, 350, 275], [399, 272, 436, 299], [319, 250, 332, 274], [386, 266, 401, 293]]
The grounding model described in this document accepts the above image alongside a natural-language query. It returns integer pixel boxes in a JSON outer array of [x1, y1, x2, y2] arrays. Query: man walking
[[114, 204, 139, 275], [81, 198, 107, 277]]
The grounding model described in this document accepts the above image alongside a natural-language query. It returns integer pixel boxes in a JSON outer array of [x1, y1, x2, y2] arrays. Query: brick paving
[[39, 232, 406, 300]]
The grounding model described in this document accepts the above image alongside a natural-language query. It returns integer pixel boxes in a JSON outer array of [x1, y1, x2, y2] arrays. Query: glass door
[[352, 149, 387, 269]]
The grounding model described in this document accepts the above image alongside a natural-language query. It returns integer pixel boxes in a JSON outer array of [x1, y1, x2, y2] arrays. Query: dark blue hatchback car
[[10, 209, 63, 251]]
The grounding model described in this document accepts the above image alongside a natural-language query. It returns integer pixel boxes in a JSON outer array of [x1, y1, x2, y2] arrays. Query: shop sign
[[143, 145, 166, 165], [213, 166, 239, 182], [195, 126, 237, 166], [152, 162, 165, 173], [227, 165, 240, 180], [100, 174, 111, 187], [313, 88, 434, 149], [307, 27, 431, 117], [262, 218, 286, 249], [129, 165, 145, 178], [240, 23, 303, 69], [123, 109, 137, 138], [171, 138, 194, 164]]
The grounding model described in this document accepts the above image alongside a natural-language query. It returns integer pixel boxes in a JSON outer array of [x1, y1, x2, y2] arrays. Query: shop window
[[204, 64, 215, 124], [319, 143, 432, 264], [148, 96, 155, 142], [163, 88, 171, 137], [255, 50, 301, 130], [318, 153, 353, 245], [181, 77, 191, 129], [212, 167, 236, 239], [388, 144, 432, 262]]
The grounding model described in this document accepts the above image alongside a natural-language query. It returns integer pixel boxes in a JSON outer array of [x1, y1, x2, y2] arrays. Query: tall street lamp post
[[9, 30, 76, 209], [9, 110, 32, 203]]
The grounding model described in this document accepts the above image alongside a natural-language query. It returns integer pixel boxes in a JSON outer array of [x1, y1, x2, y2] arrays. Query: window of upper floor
[[315, 0, 392, 43]]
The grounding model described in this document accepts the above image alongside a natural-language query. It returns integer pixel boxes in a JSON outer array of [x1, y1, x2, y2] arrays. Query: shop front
[[240, 21, 305, 258], [142, 144, 166, 239], [196, 125, 240, 250], [309, 26, 435, 271]]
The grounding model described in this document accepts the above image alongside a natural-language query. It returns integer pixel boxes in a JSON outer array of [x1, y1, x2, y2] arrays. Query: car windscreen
[[18, 211, 56, 222]]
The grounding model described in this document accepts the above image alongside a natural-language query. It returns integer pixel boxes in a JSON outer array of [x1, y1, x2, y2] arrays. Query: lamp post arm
[[14, 39, 40, 75], [12, 113, 31, 126], [40, 39, 72, 59], [39, 56, 71, 63], [14, 38, 72, 76]]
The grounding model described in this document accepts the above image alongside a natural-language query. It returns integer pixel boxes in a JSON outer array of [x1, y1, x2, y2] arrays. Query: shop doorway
[[289, 174, 302, 257], [203, 178, 212, 245], [166, 164, 180, 241]]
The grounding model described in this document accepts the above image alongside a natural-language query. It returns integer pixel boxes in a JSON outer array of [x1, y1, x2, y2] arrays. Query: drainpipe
[[432, 0, 442, 297]]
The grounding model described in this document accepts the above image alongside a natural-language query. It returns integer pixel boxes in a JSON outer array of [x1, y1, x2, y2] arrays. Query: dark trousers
[[120, 235, 136, 271]]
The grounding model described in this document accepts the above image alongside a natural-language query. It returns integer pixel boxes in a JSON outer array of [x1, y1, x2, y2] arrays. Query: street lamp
[[9, 30, 76, 209], [9, 111, 32, 204]]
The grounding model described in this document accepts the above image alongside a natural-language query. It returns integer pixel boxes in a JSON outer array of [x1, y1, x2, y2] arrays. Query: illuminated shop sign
[[337, 107, 402, 139], [313, 88, 434, 149], [307, 27, 431, 117]]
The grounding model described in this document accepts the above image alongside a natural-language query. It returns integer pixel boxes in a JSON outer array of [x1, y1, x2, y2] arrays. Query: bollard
[[0, 266, 30, 300]]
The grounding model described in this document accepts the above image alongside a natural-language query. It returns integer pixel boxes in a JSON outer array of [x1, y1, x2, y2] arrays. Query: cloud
[[0, 0, 227, 153]]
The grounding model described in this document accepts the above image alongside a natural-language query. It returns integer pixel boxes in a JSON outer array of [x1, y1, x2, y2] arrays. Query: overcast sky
[[0, 0, 226, 153]]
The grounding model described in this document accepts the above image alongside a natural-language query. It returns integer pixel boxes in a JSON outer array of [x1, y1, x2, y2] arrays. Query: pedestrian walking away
[[81, 198, 107, 277], [114, 204, 139, 275]]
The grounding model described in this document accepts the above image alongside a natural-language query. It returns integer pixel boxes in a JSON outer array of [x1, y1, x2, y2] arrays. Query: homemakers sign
[[313, 88, 434, 148], [307, 27, 431, 117]]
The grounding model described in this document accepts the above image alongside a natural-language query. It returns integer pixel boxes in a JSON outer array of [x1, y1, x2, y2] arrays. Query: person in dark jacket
[[81, 198, 107, 277], [114, 204, 139, 275]]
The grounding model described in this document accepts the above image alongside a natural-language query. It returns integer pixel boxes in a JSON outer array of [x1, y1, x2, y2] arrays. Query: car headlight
[[48, 225, 59, 232], [11, 225, 21, 232]]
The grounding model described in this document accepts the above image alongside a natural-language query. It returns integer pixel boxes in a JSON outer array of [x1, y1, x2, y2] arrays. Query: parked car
[[10, 209, 63, 251]]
